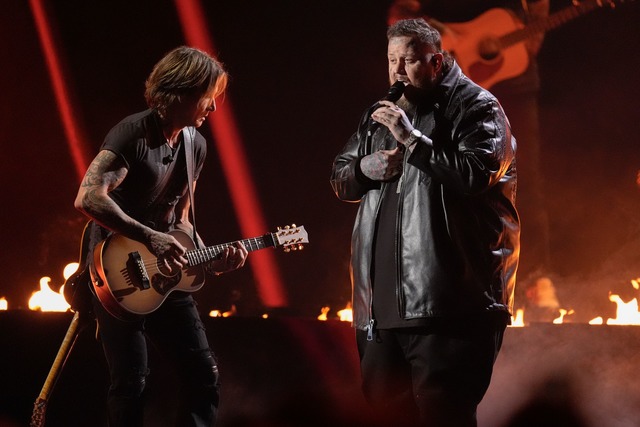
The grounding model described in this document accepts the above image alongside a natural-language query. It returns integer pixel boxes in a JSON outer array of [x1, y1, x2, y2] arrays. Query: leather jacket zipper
[[365, 144, 388, 341], [395, 112, 419, 318]]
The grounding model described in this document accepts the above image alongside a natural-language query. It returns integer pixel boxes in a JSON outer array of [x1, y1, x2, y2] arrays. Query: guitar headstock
[[273, 224, 309, 252]]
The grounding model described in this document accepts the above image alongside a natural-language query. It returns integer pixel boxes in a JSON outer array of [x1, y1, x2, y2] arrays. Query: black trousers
[[93, 294, 220, 427], [356, 317, 506, 427]]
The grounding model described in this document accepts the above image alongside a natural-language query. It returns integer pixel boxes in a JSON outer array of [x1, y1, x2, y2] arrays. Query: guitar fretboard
[[501, 0, 607, 48], [185, 234, 275, 266]]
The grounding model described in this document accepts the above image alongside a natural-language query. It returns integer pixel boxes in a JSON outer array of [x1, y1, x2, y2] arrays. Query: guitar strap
[[139, 113, 181, 215], [182, 126, 200, 249]]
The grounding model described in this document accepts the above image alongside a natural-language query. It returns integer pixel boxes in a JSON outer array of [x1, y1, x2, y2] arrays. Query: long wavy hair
[[144, 46, 228, 116]]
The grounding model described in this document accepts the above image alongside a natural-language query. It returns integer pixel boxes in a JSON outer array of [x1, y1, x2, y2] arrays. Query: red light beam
[[29, 0, 91, 182], [173, 0, 288, 307]]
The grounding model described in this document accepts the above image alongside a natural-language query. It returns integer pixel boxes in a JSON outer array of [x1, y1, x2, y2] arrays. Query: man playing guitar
[[73, 46, 248, 427]]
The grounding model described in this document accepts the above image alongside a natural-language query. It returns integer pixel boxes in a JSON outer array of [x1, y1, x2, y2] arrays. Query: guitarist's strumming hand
[[205, 242, 248, 276], [148, 230, 189, 273]]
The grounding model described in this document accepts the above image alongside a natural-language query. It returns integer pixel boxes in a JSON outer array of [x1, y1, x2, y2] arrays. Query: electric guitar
[[65, 223, 308, 320], [439, 0, 627, 89]]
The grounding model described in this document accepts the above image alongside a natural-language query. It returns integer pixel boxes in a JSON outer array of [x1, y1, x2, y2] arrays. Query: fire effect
[[209, 305, 237, 318], [313, 276, 640, 327], [27, 263, 78, 312], [588, 278, 640, 325], [317, 303, 352, 322], [28, 277, 70, 312], [337, 303, 353, 322], [553, 309, 575, 324], [510, 308, 525, 327], [596, 294, 640, 325], [317, 306, 330, 321]]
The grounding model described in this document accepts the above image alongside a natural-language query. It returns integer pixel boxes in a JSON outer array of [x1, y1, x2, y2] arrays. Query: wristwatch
[[404, 128, 422, 147]]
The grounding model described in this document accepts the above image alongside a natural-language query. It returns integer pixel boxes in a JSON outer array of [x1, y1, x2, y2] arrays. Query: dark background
[[1, 0, 639, 319]]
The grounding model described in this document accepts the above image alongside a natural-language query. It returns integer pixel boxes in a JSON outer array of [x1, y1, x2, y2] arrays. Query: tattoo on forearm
[[81, 152, 127, 189]]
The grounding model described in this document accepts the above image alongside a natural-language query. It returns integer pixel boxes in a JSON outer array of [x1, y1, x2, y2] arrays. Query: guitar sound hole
[[478, 37, 501, 61], [157, 261, 181, 277]]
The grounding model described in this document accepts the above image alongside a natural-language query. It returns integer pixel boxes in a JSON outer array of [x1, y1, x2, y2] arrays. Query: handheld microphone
[[370, 81, 406, 111], [381, 80, 406, 104], [367, 81, 407, 133]]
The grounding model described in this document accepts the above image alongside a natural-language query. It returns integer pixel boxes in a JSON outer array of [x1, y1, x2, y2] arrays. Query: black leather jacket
[[330, 62, 519, 331]]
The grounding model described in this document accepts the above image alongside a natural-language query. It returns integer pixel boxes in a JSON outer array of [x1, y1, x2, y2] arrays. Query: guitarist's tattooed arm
[[74, 149, 189, 271]]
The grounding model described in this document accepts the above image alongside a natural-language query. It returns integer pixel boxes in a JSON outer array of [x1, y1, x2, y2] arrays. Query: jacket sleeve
[[330, 114, 380, 202], [411, 94, 515, 196]]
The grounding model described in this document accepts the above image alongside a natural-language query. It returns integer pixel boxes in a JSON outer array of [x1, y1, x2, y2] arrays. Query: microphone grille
[[386, 81, 406, 102]]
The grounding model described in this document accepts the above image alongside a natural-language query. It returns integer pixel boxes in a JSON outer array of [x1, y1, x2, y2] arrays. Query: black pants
[[356, 318, 506, 427], [93, 294, 220, 427]]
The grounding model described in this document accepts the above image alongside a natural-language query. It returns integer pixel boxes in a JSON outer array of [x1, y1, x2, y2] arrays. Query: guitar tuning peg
[[291, 223, 297, 228], [297, 244, 304, 251], [284, 246, 291, 253], [277, 226, 282, 231]]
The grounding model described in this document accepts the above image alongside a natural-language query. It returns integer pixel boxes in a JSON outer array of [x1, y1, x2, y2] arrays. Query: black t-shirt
[[371, 115, 429, 328], [373, 178, 433, 329], [101, 109, 207, 231]]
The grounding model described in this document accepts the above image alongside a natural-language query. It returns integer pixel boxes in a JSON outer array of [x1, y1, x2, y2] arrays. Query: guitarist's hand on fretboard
[[204, 242, 248, 276]]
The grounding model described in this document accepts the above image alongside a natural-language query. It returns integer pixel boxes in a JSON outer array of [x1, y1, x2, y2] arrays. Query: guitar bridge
[[127, 251, 150, 290]]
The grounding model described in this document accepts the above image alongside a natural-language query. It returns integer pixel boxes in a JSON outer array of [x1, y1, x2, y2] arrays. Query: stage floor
[[1, 312, 639, 426]]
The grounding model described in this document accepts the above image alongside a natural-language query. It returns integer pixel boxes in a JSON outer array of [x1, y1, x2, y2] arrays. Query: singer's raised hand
[[360, 147, 404, 181], [371, 100, 413, 144]]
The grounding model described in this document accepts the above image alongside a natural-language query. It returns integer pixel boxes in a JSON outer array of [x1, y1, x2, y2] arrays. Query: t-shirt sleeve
[[101, 122, 144, 170]]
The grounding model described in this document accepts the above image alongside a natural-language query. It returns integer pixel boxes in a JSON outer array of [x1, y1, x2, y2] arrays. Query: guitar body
[[86, 224, 307, 319], [92, 229, 205, 319], [63, 221, 110, 314], [439, 1, 627, 88], [441, 8, 529, 89]]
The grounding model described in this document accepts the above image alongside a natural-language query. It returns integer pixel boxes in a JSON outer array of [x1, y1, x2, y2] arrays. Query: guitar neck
[[185, 233, 275, 267], [501, 0, 609, 48]]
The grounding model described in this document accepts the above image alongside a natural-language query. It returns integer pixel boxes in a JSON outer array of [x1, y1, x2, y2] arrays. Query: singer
[[73, 46, 248, 427], [330, 18, 519, 427]]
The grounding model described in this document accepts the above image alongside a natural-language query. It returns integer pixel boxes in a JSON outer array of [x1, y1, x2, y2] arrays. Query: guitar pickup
[[127, 251, 150, 290]]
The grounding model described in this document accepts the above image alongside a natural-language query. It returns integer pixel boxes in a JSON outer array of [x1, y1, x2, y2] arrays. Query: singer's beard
[[395, 97, 418, 121], [399, 79, 439, 110], [396, 97, 414, 111]]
